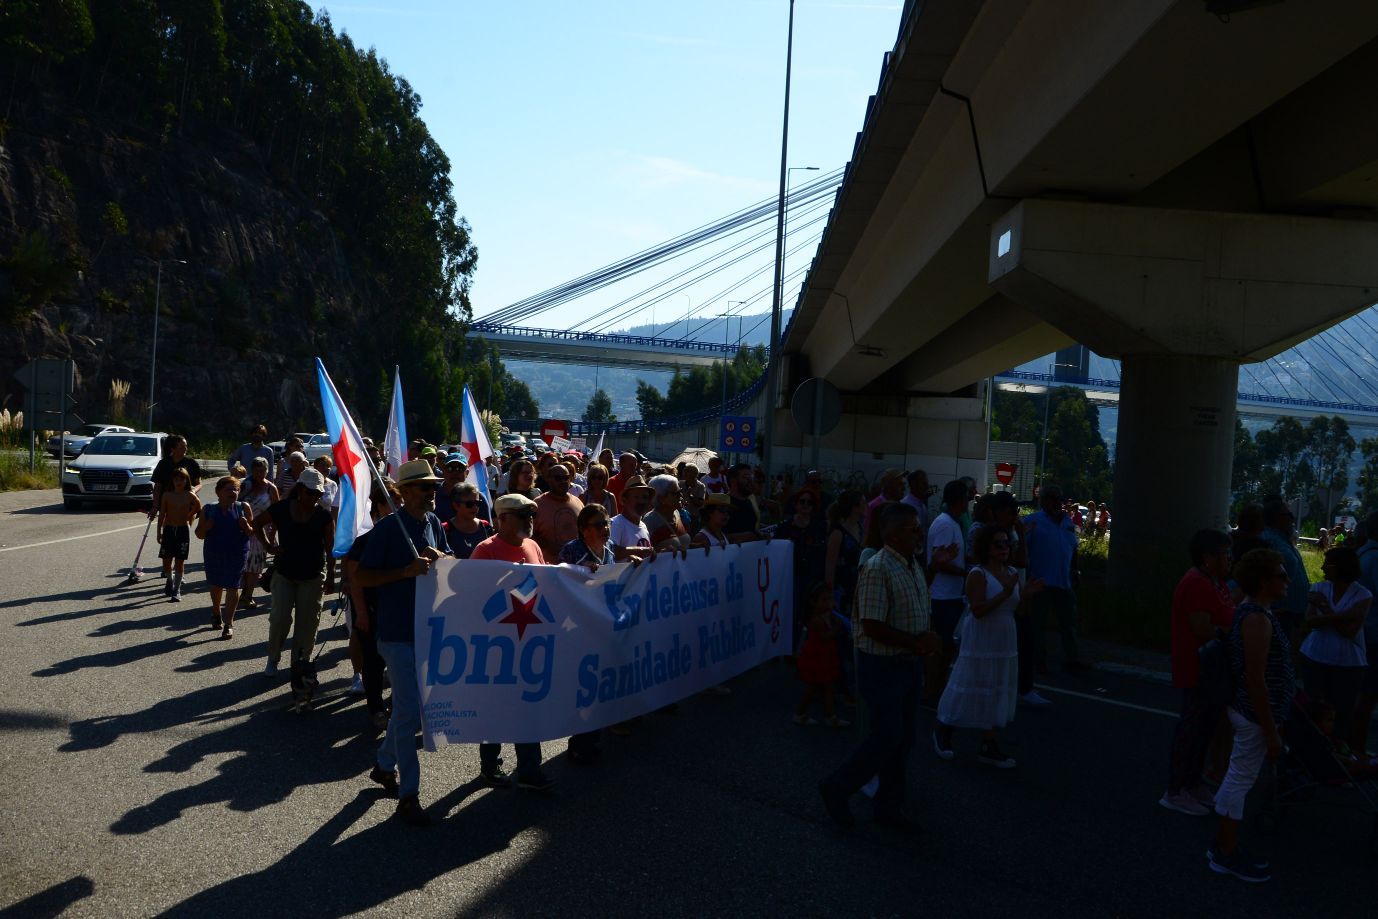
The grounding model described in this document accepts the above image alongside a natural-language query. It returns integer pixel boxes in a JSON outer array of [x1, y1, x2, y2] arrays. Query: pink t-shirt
[[470, 535, 547, 565]]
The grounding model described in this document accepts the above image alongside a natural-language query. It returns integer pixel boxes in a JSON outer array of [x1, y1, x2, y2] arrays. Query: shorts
[[158, 525, 190, 561], [1365, 644, 1378, 695]]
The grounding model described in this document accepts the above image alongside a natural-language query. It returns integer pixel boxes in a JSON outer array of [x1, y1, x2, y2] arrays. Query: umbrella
[[669, 446, 718, 473]]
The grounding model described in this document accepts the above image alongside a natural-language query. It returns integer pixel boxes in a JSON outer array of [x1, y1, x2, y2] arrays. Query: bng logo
[[426, 572, 555, 702]]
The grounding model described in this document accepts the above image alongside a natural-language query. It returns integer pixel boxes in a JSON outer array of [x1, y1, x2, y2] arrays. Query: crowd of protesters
[[140, 424, 1378, 882]]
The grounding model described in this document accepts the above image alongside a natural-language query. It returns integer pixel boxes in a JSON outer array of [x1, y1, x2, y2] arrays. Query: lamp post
[[147, 258, 186, 430], [1039, 361, 1080, 486], [762, 0, 797, 475], [682, 293, 692, 338]]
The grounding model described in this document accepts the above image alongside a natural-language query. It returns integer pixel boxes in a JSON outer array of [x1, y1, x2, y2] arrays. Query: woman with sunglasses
[[933, 525, 1044, 768], [1208, 549, 1295, 883], [441, 482, 494, 560]]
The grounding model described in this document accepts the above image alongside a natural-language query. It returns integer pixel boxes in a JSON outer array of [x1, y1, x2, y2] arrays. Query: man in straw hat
[[355, 458, 451, 827]]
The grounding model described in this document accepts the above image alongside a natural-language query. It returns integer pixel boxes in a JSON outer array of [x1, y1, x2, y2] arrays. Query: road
[[0, 485, 1374, 918]]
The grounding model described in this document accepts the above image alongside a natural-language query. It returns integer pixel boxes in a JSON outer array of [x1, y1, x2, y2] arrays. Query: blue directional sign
[[718, 415, 756, 454]]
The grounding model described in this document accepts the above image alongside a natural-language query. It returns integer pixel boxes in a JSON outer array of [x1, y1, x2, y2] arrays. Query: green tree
[[1256, 416, 1309, 498], [583, 389, 613, 423], [1231, 417, 1264, 511], [635, 380, 666, 420], [1303, 415, 1356, 518], [1043, 393, 1113, 502], [1356, 437, 1378, 516]]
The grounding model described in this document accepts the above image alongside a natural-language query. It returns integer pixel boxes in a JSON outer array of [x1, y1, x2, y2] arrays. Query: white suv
[[62, 432, 165, 510]]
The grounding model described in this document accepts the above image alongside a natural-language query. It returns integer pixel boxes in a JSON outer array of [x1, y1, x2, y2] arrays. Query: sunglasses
[[991, 540, 1010, 547], [587, 522, 611, 530], [501, 511, 536, 520], [407, 483, 439, 493], [457, 501, 479, 508]]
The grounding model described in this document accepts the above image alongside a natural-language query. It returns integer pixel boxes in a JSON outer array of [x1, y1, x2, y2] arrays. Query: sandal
[[211, 612, 223, 630], [242, 598, 258, 609], [221, 626, 234, 640]]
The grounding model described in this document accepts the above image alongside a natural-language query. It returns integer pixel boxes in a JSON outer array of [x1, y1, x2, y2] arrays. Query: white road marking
[[0, 522, 148, 553], [1033, 683, 1178, 719]]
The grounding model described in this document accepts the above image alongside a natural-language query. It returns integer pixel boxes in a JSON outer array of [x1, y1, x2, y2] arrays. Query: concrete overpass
[[779, 0, 1378, 594]]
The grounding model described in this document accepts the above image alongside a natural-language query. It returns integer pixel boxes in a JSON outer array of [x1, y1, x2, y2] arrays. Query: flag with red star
[[316, 358, 378, 558], [460, 384, 496, 512]]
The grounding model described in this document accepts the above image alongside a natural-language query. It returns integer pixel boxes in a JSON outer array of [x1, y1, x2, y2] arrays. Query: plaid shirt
[[852, 545, 931, 656]]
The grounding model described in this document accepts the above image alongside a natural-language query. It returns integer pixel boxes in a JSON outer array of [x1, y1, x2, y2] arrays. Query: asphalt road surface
[[1, 486, 1375, 918]]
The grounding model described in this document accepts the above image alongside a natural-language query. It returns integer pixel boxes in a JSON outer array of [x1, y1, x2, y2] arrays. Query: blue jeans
[[377, 641, 422, 799], [480, 742, 543, 778], [824, 652, 923, 812]]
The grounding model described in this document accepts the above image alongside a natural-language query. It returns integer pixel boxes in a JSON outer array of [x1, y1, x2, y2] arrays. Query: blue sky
[[314, 1, 902, 330]]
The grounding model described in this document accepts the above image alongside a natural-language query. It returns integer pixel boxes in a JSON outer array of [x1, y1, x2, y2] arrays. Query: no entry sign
[[540, 419, 570, 446], [994, 462, 1016, 485]]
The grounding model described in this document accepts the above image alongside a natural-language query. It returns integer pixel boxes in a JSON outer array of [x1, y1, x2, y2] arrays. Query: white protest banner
[[412, 541, 793, 746], [569, 436, 587, 451], [549, 435, 572, 453]]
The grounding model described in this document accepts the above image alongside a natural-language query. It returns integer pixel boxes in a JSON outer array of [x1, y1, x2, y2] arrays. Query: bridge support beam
[[990, 199, 1378, 601]]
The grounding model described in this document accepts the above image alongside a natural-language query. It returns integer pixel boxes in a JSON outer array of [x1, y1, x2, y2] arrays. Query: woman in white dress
[[933, 524, 1044, 768], [1301, 546, 1371, 745]]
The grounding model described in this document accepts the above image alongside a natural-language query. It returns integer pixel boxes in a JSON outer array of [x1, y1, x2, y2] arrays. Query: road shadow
[[0, 707, 69, 731], [0, 876, 95, 918], [111, 688, 380, 836], [159, 770, 542, 917]]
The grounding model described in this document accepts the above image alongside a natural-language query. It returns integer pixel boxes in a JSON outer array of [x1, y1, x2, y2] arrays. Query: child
[[794, 584, 850, 728], [157, 467, 201, 602]]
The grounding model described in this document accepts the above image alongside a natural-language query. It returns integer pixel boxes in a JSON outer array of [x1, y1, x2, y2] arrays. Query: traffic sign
[[995, 462, 1016, 485], [540, 418, 570, 446], [790, 378, 842, 436], [719, 415, 756, 454], [14, 358, 76, 422]]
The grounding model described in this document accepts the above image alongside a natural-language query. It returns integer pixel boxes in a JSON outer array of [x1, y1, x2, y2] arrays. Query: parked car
[[46, 423, 135, 458], [61, 432, 165, 510], [303, 433, 333, 462], [266, 432, 317, 462]]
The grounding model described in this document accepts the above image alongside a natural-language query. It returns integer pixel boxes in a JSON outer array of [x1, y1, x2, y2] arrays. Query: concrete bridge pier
[[990, 199, 1378, 600]]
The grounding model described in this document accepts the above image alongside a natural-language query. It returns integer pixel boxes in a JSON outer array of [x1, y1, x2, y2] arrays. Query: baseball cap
[[494, 493, 538, 515], [444, 452, 468, 468]]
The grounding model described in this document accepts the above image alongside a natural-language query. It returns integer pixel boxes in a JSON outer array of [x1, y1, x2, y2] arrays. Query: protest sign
[[413, 541, 793, 746]]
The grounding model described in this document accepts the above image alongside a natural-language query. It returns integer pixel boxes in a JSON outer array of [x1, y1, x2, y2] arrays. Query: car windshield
[[78, 424, 109, 437], [86, 436, 158, 457], [309, 434, 329, 445]]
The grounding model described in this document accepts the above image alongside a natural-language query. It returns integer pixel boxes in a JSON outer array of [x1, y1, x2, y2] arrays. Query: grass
[[0, 452, 59, 491]]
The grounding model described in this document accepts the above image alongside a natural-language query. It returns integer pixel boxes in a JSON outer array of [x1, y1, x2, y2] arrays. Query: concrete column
[[1107, 354, 1238, 598]]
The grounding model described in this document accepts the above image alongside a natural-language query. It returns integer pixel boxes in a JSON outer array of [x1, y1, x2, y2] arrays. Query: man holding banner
[[356, 459, 451, 827]]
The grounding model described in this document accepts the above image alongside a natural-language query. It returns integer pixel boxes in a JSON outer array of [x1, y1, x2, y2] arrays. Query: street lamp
[[147, 258, 186, 431], [682, 292, 691, 338], [1039, 360, 1080, 486], [762, 0, 798, 475]]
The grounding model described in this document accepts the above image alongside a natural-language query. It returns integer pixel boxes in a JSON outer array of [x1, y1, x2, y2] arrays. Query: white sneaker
[[1019, 690, 1052, 708], [1159, 790, 1210, 816], [1189, 785, 1216, 808], [349, 674, 365, 695], [792, 714, 818, 726]]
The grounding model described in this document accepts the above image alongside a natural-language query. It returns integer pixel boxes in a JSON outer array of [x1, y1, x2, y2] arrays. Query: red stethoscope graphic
[[757, 557, 781, 643]]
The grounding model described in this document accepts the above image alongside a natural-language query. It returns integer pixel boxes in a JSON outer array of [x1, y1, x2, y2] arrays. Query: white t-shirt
[[610, 514, 651, 549], [1300, 580, 1371, 668], [927, 511, 967, 600], [702, 473, 727, 494]]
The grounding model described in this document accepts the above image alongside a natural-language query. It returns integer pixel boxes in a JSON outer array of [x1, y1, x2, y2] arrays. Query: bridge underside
[[780, 0, 1378, 601]]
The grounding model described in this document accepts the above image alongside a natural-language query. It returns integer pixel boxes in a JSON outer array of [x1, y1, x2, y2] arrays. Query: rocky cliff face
[[1, 94, 391, 438]]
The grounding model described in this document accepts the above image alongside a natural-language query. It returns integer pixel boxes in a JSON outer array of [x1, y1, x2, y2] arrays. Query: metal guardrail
[[996, 369, 1378, 415], [472, 322, 768, 357]]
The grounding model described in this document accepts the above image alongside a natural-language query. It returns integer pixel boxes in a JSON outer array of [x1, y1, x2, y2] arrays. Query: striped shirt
[[1228, 601, 1295, 726], [853, 545, 931, 656]]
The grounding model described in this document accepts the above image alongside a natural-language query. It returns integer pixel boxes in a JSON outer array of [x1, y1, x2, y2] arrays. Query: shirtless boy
[[158, 467, 201, 601]]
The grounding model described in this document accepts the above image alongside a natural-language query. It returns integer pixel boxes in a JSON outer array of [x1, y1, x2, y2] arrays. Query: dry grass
[[0, 452, 59, 491]]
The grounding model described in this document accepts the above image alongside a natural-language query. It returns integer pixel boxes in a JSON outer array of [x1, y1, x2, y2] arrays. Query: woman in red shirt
[[1159, 529, 1235, 816]]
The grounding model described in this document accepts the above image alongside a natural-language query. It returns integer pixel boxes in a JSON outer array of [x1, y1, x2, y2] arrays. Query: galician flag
[[383, 366, 407, 477], [460, 383, 495, 511], [315, 358, 376, 558]]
